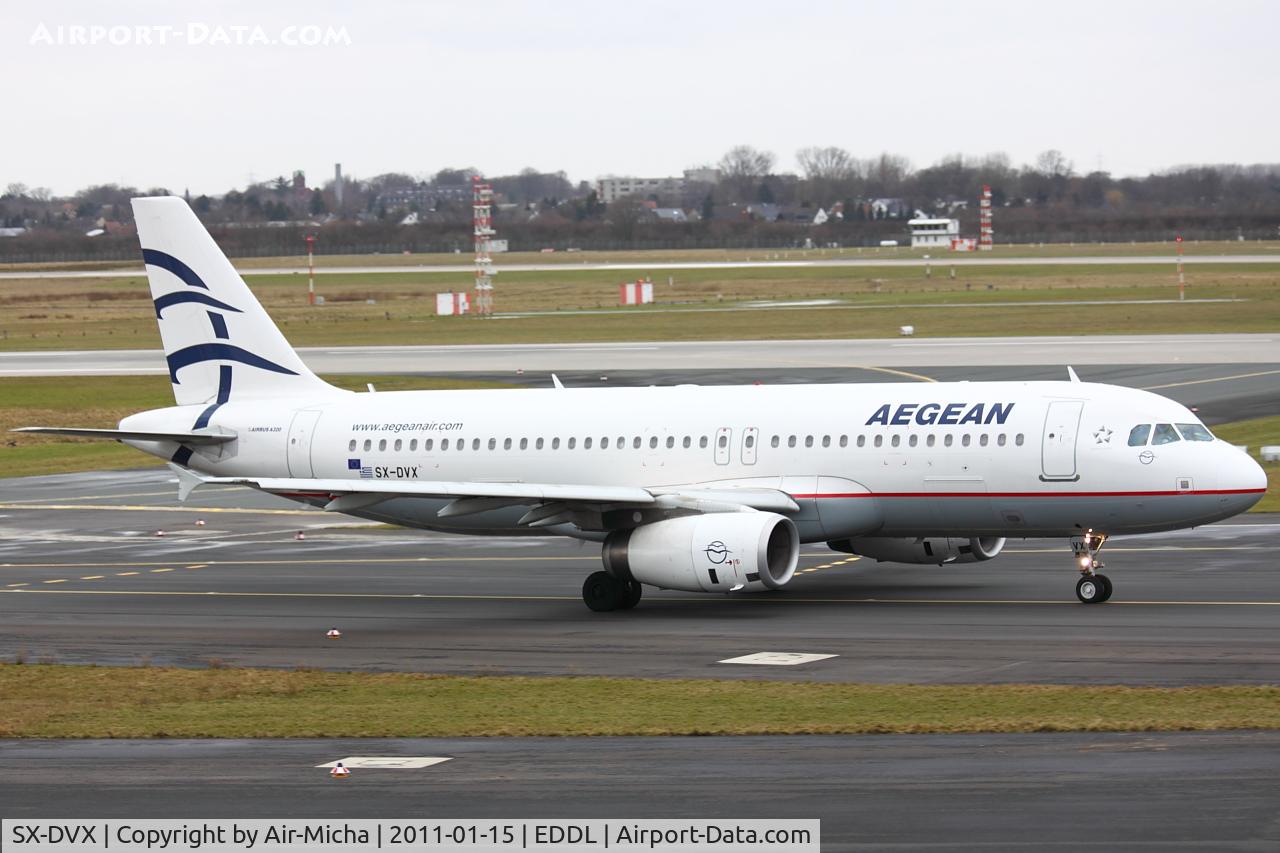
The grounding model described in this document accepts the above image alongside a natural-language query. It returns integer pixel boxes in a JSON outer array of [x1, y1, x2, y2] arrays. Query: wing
[[170, 465, 799, 530]]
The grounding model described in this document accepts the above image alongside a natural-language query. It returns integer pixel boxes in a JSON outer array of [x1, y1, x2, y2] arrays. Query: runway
[[4, 733, 1280, 850], [2, 252, 1278, 280], [2, 468, 1278, 685], [3, 333, 1280, 376]]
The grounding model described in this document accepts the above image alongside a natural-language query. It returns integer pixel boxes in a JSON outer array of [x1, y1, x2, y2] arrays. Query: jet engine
[[828, 536, 1006, 565], [603, 512, 799, 593]]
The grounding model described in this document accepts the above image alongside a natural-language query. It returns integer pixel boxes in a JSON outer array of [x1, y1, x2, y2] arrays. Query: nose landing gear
[[1071, 530, 1112, 604]]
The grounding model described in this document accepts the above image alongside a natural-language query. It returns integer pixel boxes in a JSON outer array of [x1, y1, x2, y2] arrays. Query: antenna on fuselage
[[1067, 366, 1081, 383]]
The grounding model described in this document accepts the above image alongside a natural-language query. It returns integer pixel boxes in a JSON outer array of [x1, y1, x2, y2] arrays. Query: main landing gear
[[582, 571, 643, 612], [1071, 530, 1112, 604]]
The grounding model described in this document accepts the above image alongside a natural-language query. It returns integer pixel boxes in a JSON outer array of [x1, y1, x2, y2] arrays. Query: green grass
[[1, 664, 1278, 738], [1212, 415, 1280, 512], [0, 374, 515, 478], [1, 262, 1277, 350]]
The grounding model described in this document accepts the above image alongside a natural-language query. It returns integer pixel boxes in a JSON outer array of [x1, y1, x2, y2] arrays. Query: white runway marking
[[316, 757, 452, 769], [719, 652, 838, 666]]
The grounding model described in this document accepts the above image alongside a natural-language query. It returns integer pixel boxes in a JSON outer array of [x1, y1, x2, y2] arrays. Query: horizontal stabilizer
[[13, 426, 236, 445]]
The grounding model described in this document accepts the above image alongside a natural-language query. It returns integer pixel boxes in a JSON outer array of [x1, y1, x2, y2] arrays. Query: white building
[[597, 176, 683, 203], [907, 218, 960, 248]]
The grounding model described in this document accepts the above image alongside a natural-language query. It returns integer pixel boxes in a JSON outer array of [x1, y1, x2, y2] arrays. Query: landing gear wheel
[[617, 581, 643, 610], [1094, 573, 1113, 602], [1076, 575, 1106, 604], [583, 571, 625, 612]]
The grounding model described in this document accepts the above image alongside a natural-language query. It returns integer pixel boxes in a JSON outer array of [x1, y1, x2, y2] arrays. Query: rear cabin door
[[286, 410, 323, 478], [1041, 401, 1084, 481]]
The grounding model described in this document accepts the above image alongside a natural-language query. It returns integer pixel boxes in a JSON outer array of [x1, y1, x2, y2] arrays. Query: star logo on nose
[[1093, 427, 1113, 445]]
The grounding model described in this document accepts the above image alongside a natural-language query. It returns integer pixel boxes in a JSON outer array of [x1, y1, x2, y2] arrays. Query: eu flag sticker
[[347, 458, 361, 470]]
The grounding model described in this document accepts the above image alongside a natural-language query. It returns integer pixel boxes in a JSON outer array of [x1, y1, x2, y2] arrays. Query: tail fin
[[132, 196, 340, 406]]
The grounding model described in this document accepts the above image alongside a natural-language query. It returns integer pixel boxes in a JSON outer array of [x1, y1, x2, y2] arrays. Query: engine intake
[[828, 536, 1006, 565], [604, 512, 799, 593]]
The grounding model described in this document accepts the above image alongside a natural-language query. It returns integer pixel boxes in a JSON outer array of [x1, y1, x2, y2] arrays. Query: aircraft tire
[[583, 571, 625, 612], [1076, 575, 1105, 604], [1095, 573, 1113, 602], [617, 581, 643, 610]]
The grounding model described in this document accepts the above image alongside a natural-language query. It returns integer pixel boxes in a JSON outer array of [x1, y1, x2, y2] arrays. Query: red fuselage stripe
[[793, 489, 1266, 499]]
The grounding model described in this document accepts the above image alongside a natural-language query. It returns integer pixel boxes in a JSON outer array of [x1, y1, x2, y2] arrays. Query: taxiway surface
[[4, 733, 1280, 851], [2, 468, 1278, 685]]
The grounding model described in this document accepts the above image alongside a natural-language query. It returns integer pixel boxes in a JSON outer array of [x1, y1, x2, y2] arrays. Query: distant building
[[597, 176, 683, 203], [908, 218, 960, 248]]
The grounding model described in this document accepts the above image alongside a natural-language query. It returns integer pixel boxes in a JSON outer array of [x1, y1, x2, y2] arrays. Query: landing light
[[1079, 556, 1091, 569]]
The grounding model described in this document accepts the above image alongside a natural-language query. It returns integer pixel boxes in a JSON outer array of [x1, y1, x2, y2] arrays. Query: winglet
[[168, 462, 210, 502], [1067, 366, 1080, 383]]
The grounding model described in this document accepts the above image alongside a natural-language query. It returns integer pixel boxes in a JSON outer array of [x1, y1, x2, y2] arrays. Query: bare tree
[[1034, 149, 1074, 178], [796, 146, 857, 181], [717, 145, 776, 180]]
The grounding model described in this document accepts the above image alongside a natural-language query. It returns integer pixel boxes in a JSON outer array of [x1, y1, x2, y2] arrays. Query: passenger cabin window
[[839, 435, 848, 448], [520, 438, 528, 450], [1152, 423, 1181, 445], [488, 438, 497, 450], [584, 437, 593, 449], [442, 439, 450, 450], [363, 439, 372, 452], [699, 436, 709, 449], [378, 439, 387, 451], [857, 435, 866, 448], [683, 436, 692, 449], [1177, 423, 1214, 442], [348, 439, 357, 452], [536, 438, 545, 450], [504, 438, 513, 450], [1015, 433, 1024, 446], [410, 439, 418, 451], [425, 439, 434, 451], [788, 436, 797, 448]]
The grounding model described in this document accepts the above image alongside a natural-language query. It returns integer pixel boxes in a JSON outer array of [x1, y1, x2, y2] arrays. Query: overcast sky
[[3, 0, 1277, 196]]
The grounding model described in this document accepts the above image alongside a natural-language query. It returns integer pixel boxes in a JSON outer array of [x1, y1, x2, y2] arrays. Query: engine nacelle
[[603, 512, 799, 593], [828, 536, 1006, 565]]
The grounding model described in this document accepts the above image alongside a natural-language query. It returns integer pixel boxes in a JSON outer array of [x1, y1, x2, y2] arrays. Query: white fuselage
[[124, 379, 1267, 542]]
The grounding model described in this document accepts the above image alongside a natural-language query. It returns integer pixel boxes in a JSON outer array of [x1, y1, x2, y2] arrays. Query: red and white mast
[[978, 184, 994, 251], [472, 175, 495, 317]]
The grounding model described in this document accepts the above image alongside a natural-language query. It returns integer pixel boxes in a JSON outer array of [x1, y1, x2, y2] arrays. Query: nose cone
[[1227, 447, 1268, 513]]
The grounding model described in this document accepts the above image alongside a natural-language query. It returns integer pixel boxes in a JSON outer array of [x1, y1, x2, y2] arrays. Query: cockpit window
[[1176, 423, 1214, 442], [1127, 424, 1152, 446], [1152, 423, 1181, 445]]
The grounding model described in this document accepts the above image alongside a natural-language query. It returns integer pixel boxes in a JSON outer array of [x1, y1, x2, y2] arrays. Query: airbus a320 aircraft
[[19, 197, 1267, 611]]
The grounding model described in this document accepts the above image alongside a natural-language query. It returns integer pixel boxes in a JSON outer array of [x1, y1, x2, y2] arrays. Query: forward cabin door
[[1041, 401, 1084, 481], [286, 410, 323, 478]]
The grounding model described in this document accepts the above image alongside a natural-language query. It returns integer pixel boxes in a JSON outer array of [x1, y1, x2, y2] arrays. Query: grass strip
[[1, 664, 1278, 738]]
